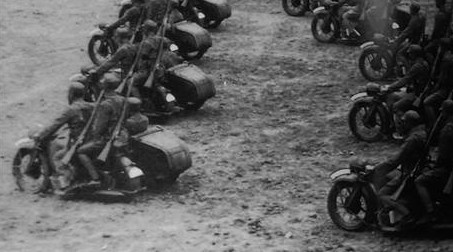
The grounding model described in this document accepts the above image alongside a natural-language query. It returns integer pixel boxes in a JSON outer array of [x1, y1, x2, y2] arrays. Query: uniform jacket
[[92, 92, 126, 141], [388, 57, 430, 95], [96, 43, 138, 76]]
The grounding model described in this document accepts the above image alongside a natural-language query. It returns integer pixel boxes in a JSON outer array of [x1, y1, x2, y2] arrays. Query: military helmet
[[142, 20, 158, 33], [410, 3, 421, 14], [114, 27, 132, 39], [441, 100, 453, 115], [100, 73, 121, 90], [402, 110, 421, 125], [407, 44, 423, 59]]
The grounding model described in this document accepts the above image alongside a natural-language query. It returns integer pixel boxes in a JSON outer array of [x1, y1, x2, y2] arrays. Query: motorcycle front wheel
[[12, 149, 50, 193], [88, 35, 117, 66], [327, 181, 372, 231], [348, 101, 388, 142], [359, 48, 392, 81], [282, 0, 308, 16], [311, 14, 338, 43]]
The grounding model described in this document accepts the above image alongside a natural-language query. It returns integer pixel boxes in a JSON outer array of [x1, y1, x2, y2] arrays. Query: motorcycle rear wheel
[[348, 101, 388, 142], [88, 35, 117, 66], [359, 48, 392, 81], [328, 181, 372, 231], [12, 149, 50, 193], [311, 14, 338, 43], [282, 0, 308, 16]]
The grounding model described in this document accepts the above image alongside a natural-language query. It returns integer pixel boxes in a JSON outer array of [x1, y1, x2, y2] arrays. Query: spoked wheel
[[311, 14, 338, 43], [88, 35, 116, 66], [359, 48, 392, 81], [328, 181, 372, 231], [282, 0, 307, 16], [12, 149, 50, 193], [348, 101, 387, 142]]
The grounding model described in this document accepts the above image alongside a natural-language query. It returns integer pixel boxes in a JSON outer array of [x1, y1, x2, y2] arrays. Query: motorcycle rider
[[77, 73, 125, 186], [431, 0, 453, 41], [375, 110, 426, 198], [106, 0, 147, 36], [423, 58, 453, 130], [147, 0, 180, 25], [334, 0, 365, 39], [414, 100, 453, 224], [93, 28, 137, 80], [385, 44, 430, 136], [33, 83, 94, 190]]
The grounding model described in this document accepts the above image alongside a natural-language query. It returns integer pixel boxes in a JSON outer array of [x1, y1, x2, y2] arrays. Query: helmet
[[68, 83, 85, 104], [407, 44, 423, 59], [441, 100, 453, 115], [100, 73, 121, 90], [127, 97, 142, 112], [402, 110, 421, 126], [142, 20, 158, 33], [114, 27, 132, 39], [410, 3, 420, 14]]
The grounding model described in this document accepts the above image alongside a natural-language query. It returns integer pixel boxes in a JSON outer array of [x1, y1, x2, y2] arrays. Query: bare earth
[[0, 0, 452, 251]]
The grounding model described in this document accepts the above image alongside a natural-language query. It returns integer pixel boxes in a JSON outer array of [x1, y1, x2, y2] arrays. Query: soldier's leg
[[76, 141, 103, 182]]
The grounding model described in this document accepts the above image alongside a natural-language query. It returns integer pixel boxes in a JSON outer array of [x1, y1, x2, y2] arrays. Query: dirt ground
[[1, 0, 452, 251]]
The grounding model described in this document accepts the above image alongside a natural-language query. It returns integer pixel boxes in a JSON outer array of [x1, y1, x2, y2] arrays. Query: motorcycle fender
[[330, 169, 358, 182], [350, 92, 369, 102], [360, 41, 375, 50], [89, 28, 104, 37], [120, 0, 131, 6], [313, 6, 326, 15], [15, 138, 36, 149]]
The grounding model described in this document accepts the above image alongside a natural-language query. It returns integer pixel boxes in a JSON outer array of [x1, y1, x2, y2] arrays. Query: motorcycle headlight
[[166, 94, 176, 102]]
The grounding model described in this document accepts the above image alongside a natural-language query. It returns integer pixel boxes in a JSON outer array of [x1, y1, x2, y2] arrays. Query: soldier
[[125, 97, 149, 135], [395, 3, 426, 45], [93, 28, 137, 80], [77, 73, 125, 185], [375, 111, 427, 198], [431, 0, 452, 41], [415, 100, 453, 224], [424, 58, 453, 130], [385, 45, 430, 136], [33, 83, 94, 189], [106, 0, 147, 35], [147, 0, 180, 25]]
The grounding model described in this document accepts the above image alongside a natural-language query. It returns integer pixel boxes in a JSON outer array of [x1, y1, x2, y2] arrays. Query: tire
[[12, 149, 50, 193], [282, 0, 307, 17], [182, 100, 206, 111], [311, 13, 338, 43], [359, 48, 392, 81], [88, 35, 117, 66], [206, 19, 222, 29], [327, 181, 373, 231], [348, 100, 388, 142]]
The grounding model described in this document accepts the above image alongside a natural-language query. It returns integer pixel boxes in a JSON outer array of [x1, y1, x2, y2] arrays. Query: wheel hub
[[370, 56, 383, 71]]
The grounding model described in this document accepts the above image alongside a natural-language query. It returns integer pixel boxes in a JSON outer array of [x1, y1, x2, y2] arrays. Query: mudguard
[[89, 28, 104, 37], [313, 6, 326, 15], [350, 92, 369, 102], [330, 169, 358, 183], [360, 41, 375, 50], [15, 138, 36, 150], [120, 0, 131, 6]]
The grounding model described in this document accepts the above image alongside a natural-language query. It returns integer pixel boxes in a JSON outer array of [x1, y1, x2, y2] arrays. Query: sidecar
[[168, 21, 212, 60], [164, 63, 216, 111], [129, 126, 192, 186], [199, 0, 232, 22]]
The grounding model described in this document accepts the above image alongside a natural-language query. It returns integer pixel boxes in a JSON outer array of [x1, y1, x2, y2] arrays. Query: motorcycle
[[12, 127, 146, 200], [348, 83, 427, 143], [282, 0, 319, 17], [358, 33, 411, 82], [70, 60, 216, 115], [87, 19, 212, 65], [328, 161, 453, 232], [119, 0, 232, 29]]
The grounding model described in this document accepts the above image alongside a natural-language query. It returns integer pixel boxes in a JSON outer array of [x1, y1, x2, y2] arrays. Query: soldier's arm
[[109, 7, 141, 30], [36, 107, 73, 141], [386, 136, 419, 167], [96, 48, 127, 76], [388, 63, 423, 92]]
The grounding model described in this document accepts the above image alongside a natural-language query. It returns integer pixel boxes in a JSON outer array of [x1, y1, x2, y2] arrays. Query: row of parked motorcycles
[[284, 0, 453, 233], [12, 0, 232, 201]]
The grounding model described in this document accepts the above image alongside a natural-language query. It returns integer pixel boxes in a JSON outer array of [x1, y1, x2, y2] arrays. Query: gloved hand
[[87, 70, 99, 83]]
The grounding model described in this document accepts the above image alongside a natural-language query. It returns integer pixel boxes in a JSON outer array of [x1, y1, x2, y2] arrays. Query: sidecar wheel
[[12, 149, 50, 193], [180, 49, 207, 60], [328, 181, 372, 231], [182, 100, 206, 111]]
